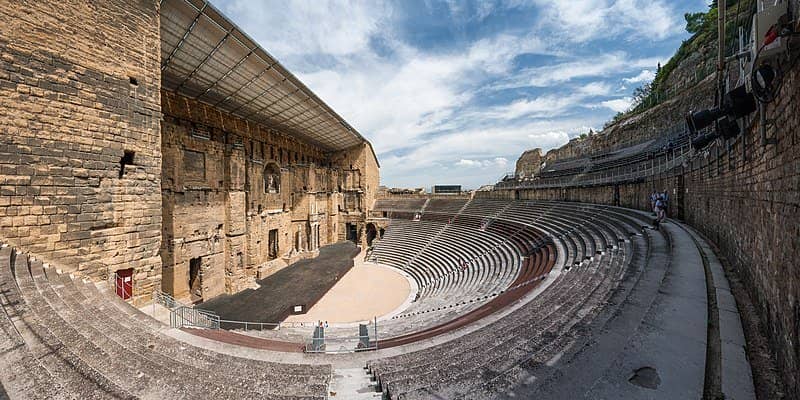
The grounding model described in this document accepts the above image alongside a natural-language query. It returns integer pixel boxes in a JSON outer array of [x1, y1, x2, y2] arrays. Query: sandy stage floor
[[283, 252, 412, 324]]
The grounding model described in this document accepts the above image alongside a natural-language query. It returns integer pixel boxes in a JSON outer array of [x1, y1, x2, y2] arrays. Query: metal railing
[[218, 319, 282, 331], [150, 287, 221, 330], [304, 319, 378, 353], [170, 306, 220, 330], [153, 288, 182, 310]]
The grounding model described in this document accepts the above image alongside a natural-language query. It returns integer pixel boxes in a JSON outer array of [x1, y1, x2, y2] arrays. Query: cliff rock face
[[514, 148, 543, 178]]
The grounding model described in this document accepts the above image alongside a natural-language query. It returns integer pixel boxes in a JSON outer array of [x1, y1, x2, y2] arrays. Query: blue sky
[[210, 0, 709, 189]]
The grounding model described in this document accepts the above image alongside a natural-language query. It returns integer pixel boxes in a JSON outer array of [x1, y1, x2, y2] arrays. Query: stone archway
[[366, 223, 378, 246]]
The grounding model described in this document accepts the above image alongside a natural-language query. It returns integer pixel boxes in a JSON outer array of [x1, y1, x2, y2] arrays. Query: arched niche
[[264, 162, 281, 194]]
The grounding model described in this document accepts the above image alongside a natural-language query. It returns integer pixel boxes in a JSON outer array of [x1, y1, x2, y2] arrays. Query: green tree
[[632, 82, 652, 107], [684, 12, 706, 34]]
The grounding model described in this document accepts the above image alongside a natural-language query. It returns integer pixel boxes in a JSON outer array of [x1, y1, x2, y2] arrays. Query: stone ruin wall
[[495, 43, 800, 396], [0, 1, 163, 301], [329, 141, 380, 245], [160, 91, 378, 303]]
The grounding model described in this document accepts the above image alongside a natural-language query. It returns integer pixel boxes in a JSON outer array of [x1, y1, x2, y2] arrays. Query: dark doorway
[[268, 229, 278, 259], [366, 223, 377, 246], [189, 257, 202, 301], [613, 184, 620, 207], [514, 190, 521, 200], [346, 223, 358, 243]]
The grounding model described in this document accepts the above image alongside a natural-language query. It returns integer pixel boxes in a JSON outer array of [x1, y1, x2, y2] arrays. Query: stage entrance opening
[[268, 229, 278, 259], [189, 257, 202, 302], [366, 223, 378, 246], [346, 223, 358, 243]]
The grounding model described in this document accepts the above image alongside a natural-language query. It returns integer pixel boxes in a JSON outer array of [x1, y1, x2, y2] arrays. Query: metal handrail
[[153, 288, 185, 310], [170, 305, 220, 329], [218, 319, 282, 331], [150, 287, 221, 329], [303, 318, 379, 353]]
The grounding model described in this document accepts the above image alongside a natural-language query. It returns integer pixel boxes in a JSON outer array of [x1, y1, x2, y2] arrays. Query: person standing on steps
[[655, 195, 666, 225], [649, 190, 658, 216]]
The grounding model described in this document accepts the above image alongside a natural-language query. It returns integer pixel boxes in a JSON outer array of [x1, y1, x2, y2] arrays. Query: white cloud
[[379, 118, 601, 188], [526, 0, 681, 42], [600, 97, 634, 113], [490, 52, 663, 90], [579, 82, 614, 96], [455, 157, 509, 168], [623, 69, 656, 84], [489, 95, 579, 120], [217, 0, 389, 58], [456, 159, 481, 167]]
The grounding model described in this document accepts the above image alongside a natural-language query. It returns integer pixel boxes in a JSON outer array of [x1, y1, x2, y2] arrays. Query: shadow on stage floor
[[197, 241, 359, 326]]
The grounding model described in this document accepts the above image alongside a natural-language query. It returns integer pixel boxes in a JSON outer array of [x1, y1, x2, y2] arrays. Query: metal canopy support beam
[[213, 62, 276, 107], [162, 3, 207, 72], [263, 95, 313, 123], [243, 87, 301, 120], [229, 77, 288, 115], [175, 29, 233, 92], [195, 46, 258, 100]]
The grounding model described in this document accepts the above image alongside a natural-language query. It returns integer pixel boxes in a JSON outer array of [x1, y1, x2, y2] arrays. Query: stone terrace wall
[[0, 1, 162, 300], [490, 56, 800, 397]]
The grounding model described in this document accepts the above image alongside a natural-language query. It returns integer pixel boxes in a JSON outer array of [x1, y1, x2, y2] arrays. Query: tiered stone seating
[[423, 198, 469, 214], [373, 198, 427, 214], [372, 198, 429, 220], [504, 127, 691, 188], [365, 199, 654, 399], [365, 199, 633, 343], [0, 244, 332, 400]]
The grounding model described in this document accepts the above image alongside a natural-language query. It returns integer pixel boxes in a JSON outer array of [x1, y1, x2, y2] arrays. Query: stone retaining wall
[[0, 1, 163, 301]]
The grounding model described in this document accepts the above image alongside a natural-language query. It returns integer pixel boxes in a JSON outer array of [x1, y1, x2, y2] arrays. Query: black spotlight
[[724, 84, 757, 118], [686, 107, 724, 135], [691, 116, 741, 150], [691, 131, 719, 150], [717, 116, 740, 139], [752, 64, 778, 103], [686, 84, 757, 136]]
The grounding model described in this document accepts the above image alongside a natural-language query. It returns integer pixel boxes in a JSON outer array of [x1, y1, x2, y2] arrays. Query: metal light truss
[[160, 0, 366, 152]]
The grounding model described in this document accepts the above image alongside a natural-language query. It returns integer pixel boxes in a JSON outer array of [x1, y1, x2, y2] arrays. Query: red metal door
[[115, 268, 133, 300]]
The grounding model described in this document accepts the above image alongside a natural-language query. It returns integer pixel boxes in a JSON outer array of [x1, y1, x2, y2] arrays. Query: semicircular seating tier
[[366, 198, 656, 399], [364, 198, 645, 343]]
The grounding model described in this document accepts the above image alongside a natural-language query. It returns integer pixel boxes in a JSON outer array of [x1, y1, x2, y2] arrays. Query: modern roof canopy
[[160, 0, 367, 152]]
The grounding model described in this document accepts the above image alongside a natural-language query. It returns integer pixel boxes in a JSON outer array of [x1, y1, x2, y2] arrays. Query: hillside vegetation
[[604, 0, 754, 129]]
